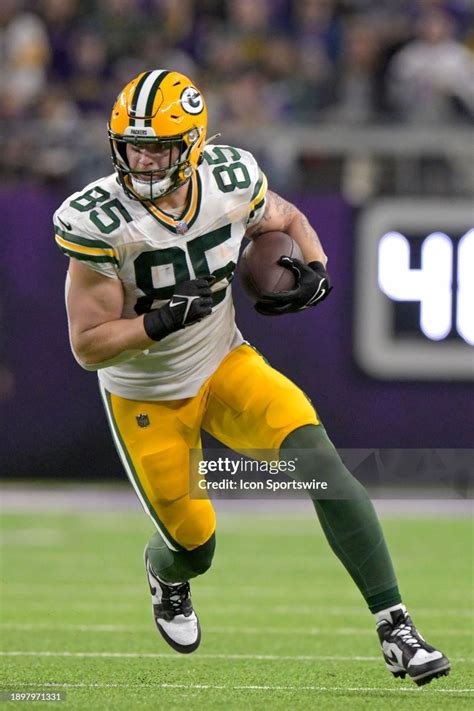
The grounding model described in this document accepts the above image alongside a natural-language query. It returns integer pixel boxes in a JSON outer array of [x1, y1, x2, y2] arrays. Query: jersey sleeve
[[53, 203, 119, 279], [230, 147, 268, 227], [246, 165, 268, 227]]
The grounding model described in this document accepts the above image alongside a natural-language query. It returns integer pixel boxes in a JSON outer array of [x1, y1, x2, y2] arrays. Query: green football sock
[[281, 424, 401, 613], [147, 531, 216, 584]]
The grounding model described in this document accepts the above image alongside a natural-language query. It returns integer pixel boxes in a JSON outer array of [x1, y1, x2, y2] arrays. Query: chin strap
[[203, 133, 221, 147]]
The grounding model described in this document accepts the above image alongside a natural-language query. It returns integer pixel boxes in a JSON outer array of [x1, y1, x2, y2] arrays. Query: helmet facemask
[[109, 127, 202, 201]]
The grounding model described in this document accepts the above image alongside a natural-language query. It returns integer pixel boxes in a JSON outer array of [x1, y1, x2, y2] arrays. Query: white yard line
[[2, 681, 472, 694], [2, 598, 472, 617], [0, 651, 471, 663], [3, 582, 472, 607], [2, 585, 472, 614], [0, 622, 471, 638]]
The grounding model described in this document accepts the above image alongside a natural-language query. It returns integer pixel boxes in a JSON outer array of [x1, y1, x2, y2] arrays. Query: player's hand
[[143, 277, 214, 340], [255, 258, 332, 315]]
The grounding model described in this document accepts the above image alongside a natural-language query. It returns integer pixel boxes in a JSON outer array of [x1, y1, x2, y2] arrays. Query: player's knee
[[173, 502, 216, 552], [187, 532, 216, 575]]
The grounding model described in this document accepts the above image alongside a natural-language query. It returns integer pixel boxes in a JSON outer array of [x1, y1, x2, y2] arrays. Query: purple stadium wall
[[1, 187, 472, 479]]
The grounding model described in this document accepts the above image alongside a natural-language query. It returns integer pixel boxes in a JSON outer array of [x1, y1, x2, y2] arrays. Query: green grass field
[[1, 505, 473, 710]]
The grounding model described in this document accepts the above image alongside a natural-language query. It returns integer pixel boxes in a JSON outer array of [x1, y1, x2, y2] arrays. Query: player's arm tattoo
[[295, 211, 326, 255], [249, 191, 295, 237]]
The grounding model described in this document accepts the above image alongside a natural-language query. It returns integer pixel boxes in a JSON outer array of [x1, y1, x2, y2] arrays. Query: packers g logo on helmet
[[108, 69, 208, 201], [180, 87, 204, 115]]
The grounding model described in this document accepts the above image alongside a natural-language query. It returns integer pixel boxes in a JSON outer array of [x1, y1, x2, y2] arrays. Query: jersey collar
[[141, 170, 202, 234]]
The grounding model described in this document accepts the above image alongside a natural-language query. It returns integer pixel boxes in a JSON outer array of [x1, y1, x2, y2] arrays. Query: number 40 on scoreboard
[[354, 200, 474, 380]]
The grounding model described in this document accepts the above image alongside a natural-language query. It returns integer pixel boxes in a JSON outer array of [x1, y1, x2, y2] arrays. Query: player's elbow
[[70, 333, 138, 370], [69, 333, 105, 371], [77, 356, 104, 372], [72, 345, 105, 371]]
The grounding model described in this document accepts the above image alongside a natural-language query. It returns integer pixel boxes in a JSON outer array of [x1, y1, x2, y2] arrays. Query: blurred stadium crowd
[[1, 0, 473, 189]]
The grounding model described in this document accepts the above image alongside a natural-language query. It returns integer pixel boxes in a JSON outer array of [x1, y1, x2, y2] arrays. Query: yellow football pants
[[101, 344, 319, 551]]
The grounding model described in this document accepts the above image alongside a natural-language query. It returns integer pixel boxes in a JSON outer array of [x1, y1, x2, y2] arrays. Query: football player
[[54, 69, 449, 685]]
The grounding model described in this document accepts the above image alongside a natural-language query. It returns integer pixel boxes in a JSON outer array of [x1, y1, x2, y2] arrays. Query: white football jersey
[[54, 145, 267, 400]]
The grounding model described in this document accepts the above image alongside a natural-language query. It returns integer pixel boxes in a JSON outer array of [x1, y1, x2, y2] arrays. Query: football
[[239, 231, 303, 303]]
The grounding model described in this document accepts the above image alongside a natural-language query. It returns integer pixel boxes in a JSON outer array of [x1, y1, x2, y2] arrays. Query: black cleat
[[144, 549, 201, 654], [377, 605, 450, 686]]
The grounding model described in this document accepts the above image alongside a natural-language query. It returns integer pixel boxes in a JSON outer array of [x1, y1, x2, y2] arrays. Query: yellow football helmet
[[108, 69, 207, 201]]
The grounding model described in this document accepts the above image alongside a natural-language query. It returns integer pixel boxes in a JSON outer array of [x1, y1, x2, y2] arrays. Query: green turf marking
[[1, 512, 473, 710]]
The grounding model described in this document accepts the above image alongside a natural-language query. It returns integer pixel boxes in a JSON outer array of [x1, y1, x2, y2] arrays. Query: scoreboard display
[[354, 200, 474, 380]]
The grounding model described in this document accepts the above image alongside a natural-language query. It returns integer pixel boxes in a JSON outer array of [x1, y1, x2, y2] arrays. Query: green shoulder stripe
[[54, 225, 114, 251], [57, 245, 118, 265]]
